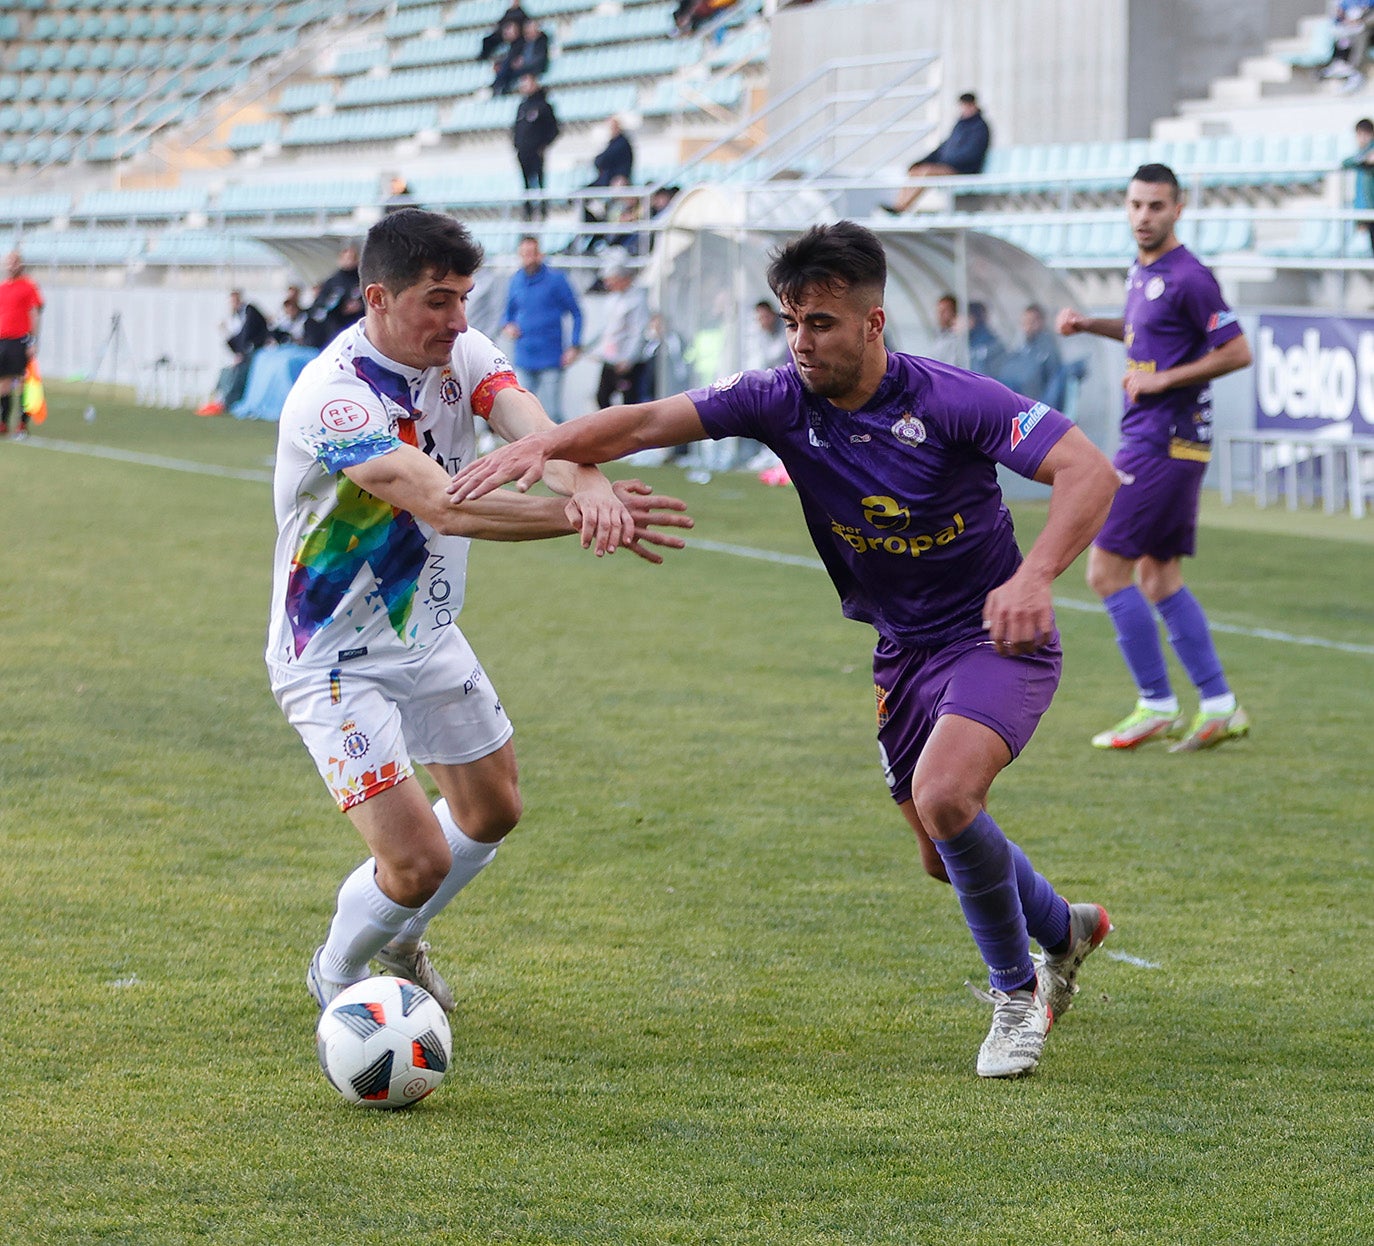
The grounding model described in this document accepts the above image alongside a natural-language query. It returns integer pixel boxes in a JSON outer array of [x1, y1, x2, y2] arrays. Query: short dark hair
[[1357, 118, 1374, 135], [1130, 162, 1181, 197], [958, 91, 978, 105], [519, 234, 540, 247], [360, 208, 484, 293], [766, 221, 886, 308]]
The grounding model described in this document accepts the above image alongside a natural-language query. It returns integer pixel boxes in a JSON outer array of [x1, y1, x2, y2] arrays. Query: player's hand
[[450, 434, 553, 501], [982, 569, 1055, 656], [1123, 369, 1167, 401], [611, 479, 693, 565], [1055, 307, 1085, 337], [565, 474, 635, 557]]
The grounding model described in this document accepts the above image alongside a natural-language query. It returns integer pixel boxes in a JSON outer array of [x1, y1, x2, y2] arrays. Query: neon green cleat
[[1169, 705, 1251, 753], [1091, 703, 1184, 750]]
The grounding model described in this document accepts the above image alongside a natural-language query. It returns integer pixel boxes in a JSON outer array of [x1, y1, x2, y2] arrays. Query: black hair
[[766, 220, 886, 308], [1357, 118, 1374, 134], [1130, 162, 1181, 198], [359, 208, 484, 293], [958, 91, 978, 105]]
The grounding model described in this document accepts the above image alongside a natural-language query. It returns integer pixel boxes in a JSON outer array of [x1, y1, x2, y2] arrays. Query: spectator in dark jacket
[[574, 118, 635, 252], [302, 245, 363, 348], [490, 20, 527, 95], [199, 288, 269, 414], [881, 92, 992, 214], [478, 5, 527, 60], [510, 18, 550, 78], [512, 75, 559, 221]]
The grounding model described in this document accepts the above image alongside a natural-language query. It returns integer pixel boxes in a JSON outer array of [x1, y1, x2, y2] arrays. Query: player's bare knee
[[910, 776, 981, 841], [463, 786, 523, 841]]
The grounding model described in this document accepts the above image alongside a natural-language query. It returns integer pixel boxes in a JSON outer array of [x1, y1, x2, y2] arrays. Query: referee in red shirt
[[0, 251, 43, 439]]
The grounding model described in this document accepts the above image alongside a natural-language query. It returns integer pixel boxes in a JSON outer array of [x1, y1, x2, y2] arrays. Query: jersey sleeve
[[687, 369, 779, 441], [286, 377, 403, 476], [949, 370, 1074, 478], [1180, 263, 1243, 352], [457, 328, 521, 419]]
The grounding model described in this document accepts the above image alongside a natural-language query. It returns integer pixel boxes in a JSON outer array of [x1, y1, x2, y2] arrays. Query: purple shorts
[[1095, 447, 1206, 562], [873, 629, 1062, 803]]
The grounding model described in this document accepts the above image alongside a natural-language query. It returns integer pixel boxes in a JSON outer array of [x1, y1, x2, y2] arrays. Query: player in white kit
[[266, 209, 692, 1011]]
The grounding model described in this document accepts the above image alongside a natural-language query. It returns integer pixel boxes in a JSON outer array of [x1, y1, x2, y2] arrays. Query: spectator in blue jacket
[[1343, 117, 1374, 253], [501, 235, 584, 422], [882, 92, 992, 214]]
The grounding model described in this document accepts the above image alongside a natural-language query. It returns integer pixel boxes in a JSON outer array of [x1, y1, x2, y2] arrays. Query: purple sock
[[933, 811, 1034, 993], [1008, 839, 1070, 951], [1104, 586, 1172, 701], [1156, 587, 1230, 700]]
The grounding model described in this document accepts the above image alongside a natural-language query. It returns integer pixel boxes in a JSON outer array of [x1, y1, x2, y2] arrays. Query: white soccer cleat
[[966, 981, 1052, 1078], [1036, 902, 1113, 1019], [374, 940, 456, 1013], [306, 945, 355, 1011], [1091, 703, 1184, 750]]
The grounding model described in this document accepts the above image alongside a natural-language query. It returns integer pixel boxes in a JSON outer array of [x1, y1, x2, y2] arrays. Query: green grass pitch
[[1, 388, 1372, 1244]]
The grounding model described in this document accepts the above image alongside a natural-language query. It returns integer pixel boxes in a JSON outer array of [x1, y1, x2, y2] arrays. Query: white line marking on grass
[[22, 441, 1372, 657], [19, 436, 274, 483], [688, 540, 1374, 656], [1105, 951, 1162, 969]]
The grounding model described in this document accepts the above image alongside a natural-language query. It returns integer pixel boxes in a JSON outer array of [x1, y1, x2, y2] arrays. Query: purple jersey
[[689, 353, 1073, 646], [1122, 244, 1242, 460]]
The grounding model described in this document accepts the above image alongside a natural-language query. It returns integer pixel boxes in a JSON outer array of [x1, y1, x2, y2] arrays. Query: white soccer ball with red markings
[[316, 976, 452, 1109]]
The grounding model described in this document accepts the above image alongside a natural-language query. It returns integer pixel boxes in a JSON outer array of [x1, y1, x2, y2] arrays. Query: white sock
[[391, 799, 500, 947], [1140, 695, 1180, 714], [319, 860, 422, 985], [1199, 692, 1237, 716]]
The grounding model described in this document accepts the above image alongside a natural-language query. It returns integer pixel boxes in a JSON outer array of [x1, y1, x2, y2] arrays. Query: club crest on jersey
[[320, 399, 369, 433], [439, 372, 462, 405], [1145, 276, 1166, 300], [890, 414, 926, 447], [1010, 402, 1049, 449]]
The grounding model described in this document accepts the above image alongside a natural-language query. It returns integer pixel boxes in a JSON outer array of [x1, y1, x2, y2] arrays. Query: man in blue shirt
[[882, 92, 992, 215], [501, 235, 583, 422]]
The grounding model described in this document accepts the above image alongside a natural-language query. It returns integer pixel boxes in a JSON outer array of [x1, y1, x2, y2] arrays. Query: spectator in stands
[[637, 312, 690, 403], [1343, 117, 1374, 252], [966, 300, 1005, 378], [383, 174, 416, 215], [510, 17, 550, 80], [501, 236, 584, 423], [926, 292, 962, 364], [198, 289, 269, 416], [593, 259, 649, 409], [490, 19, 528, 96], [746, 299, 790, 371], [513, 74, 560, 221], [997, 303, 1061, 402], [673, 0, 738, 36], [1321, 1, 1374, 92], [303, 245, 364, 349], [270, 287, 309, 346], [881, 92, 991, 215], [0, 249, 42, 440], [572, 119, 637, 253], [644, 184, 680, 252], [478, 5, 528, 61]]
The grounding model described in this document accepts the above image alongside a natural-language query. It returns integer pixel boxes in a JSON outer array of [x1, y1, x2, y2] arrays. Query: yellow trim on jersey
[[1168, 437, 1211, 463]]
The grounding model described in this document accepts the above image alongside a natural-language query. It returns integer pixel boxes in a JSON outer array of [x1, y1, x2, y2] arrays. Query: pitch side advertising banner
[[1254, 314, 1374, 434]]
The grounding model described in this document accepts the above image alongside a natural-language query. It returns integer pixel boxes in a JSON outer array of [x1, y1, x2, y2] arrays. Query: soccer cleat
[[1091, 703, 1184, 750], [1168, 705, 1251, 753], [965, 981, 1052, 1078], [1036, 902, 1113, 1019], [306, 946, 354, 1011], [374, 940, 455, 1012]]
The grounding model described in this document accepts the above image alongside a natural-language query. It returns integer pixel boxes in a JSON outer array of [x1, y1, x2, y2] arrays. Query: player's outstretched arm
[[1056, 308, 1125, 341], [450, 394, 706, 502], [982, 426, 1118, 655], [600, 479, 694, 565]]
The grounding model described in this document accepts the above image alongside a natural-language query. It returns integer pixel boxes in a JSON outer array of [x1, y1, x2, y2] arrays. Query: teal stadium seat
[[386, 5, 445, 38], [279, 82, 337, 113], [226, 120, 282, 152], [333, 47, 388, 76]]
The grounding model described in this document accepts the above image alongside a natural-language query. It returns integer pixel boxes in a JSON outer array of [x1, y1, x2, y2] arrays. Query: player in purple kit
[[450, 221, 1122, 1078], [1058, 163, 1253, 753]]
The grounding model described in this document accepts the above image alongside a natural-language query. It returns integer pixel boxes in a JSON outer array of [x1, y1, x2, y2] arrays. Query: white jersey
[[266, 320, 519, 670]]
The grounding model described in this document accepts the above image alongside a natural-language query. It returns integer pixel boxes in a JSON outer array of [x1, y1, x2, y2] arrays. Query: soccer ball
[[316, 976, 452, 1109]]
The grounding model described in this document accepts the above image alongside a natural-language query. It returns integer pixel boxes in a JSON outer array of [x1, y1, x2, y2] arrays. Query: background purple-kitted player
[[450, 221, 1122, 1080], [1059, 162, 1253, 755]]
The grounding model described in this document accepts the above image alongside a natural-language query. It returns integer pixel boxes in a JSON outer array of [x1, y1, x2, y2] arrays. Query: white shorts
[[269, 625, 513, 812]]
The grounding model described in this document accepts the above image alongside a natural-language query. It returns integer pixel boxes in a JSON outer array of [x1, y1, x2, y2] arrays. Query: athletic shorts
[[0, 338, 27, 380], [873, 629, 1062, 803], [268, 625, 513, 812], [1095, 447, 1206, 562]]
